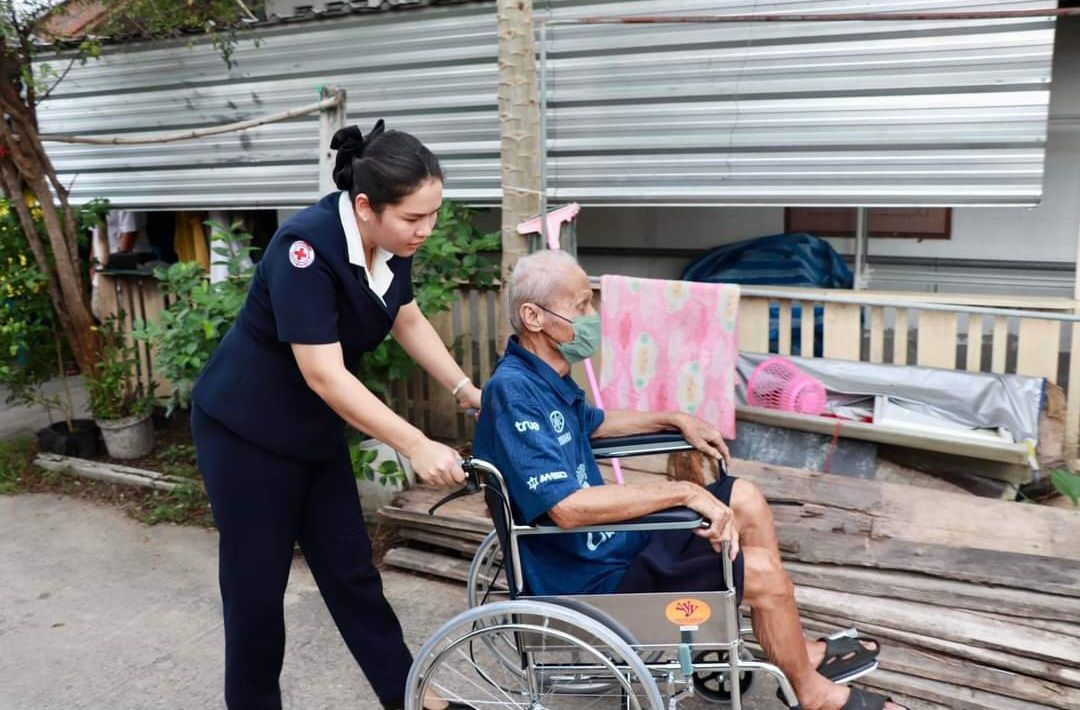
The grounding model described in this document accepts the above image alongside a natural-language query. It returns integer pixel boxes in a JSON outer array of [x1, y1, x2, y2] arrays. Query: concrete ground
[[0, 375, 90, 441], [0, 494, 466, 710], [1, 494, 776, 710]]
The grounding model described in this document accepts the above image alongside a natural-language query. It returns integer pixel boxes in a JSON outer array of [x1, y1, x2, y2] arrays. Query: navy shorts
[[614, 476, 745, 602]]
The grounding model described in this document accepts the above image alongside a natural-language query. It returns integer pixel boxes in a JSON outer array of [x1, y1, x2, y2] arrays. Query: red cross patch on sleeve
[[289, 240, 315, 268]]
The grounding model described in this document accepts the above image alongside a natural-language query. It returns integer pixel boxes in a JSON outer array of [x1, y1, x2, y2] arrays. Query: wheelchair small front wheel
[[466, 530, 509, 609], [692, 648, 756, 704]]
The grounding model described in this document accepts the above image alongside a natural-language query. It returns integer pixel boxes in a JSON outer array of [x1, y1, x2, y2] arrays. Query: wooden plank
[[893, 308, 909, 365], [397, 528, 482, 556], [1018, 318, 1062, 383], [823, 302, 861, 360], [377, 506, 491, 537], [1067, 322, 1080, 464], [966, 314, 983, 371], [777, 300, 792, 355], [794, 586, 1080, 665], [800, 301, 815, 358], [992, 316, 1009, 373], [710, 284, 1078, 312], [486, 288, 499, 383], [452, 294, 467, 442], [784, 532, 1080, 599], [868, 306, 885, 363], [382, 547, 473, 583], [875, 642, 1080, 710], [601, 461, 1080, 592], [736, 405, 1031, 469], [801, 613, 1080, 690], [34, 453, 184, 491], [783, 562, 1080, 622], [737, 298, 770, 353], [861, 669, 1059, 710], [915, 311, 957, 370], [610, 455, 1069, 561], [428, 302, 458, 440], [969, 612, 1080, 641]]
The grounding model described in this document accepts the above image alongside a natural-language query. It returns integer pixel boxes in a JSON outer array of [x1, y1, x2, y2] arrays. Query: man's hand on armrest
[[594, 411, 730, 466], [548, 480, 739, 559]]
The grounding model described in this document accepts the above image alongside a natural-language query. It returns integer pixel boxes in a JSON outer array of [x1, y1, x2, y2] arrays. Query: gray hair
[[507, 250, 580, 332]]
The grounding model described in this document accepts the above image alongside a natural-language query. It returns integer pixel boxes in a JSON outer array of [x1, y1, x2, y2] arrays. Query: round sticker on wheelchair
[[665, 598, 712, 627]]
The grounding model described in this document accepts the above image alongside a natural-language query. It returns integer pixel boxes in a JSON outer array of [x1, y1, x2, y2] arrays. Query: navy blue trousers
[[192, 405, 412, 709]]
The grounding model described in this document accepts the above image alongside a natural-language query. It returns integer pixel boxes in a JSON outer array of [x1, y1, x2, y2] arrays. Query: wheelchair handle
[[427, 458, 487, 515]]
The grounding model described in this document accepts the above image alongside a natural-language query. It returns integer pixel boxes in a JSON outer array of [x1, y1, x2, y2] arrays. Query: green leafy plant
[[356, 202, 500, 403], [0, 196, 109, 429], [1050, 469, 1080, 507], [133, 222, 257, 413], [85, 312, 155, 421], [0, 438, 34, 495], [350, 443, 407, 487]]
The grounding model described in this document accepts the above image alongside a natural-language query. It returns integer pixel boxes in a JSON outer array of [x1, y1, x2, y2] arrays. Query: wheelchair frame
[[404, 434, 802, 710]]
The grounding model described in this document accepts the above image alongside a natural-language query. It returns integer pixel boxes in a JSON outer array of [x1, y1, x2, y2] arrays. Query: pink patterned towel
[[599, 275, 740, 439]]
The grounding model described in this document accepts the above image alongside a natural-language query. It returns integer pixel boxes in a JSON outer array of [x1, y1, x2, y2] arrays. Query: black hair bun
[[330, 119, 386, 190]]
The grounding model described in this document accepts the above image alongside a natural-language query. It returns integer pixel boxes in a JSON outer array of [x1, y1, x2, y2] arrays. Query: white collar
[[338, 190, 395, 301]]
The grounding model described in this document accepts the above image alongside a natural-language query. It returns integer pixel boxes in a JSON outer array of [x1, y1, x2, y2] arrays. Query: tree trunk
[[495, 0, 541, 352], [0, 51, 101, 376]]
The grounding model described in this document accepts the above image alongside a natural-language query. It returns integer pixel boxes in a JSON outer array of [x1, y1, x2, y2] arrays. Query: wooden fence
[[102, 272, 1080, 465]]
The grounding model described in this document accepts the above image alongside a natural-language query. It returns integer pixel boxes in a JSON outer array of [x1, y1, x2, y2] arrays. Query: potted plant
[[86, 312, 156, 459], [0, 196, 101, 456], [351, 202, 500, 512]]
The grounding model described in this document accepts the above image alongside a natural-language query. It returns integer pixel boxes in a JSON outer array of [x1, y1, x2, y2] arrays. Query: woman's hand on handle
[[456, 383, 482, 413], [408, 439, 466, 487]]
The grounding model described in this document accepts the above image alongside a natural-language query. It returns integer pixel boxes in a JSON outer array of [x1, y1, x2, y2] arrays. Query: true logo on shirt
[[526, 470, 568, 491], [515, 420, 540, 433], [289, 240, 315, 268]]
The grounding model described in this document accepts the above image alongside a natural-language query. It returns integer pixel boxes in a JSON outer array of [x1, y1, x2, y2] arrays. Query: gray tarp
[[736, 353, 1045, 445]]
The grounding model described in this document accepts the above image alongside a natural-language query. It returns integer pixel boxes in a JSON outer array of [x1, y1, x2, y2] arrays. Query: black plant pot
[[36, 419, 101, 458]]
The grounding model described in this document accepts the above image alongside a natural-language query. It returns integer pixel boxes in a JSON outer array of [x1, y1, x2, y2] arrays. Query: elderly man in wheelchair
[[405, 252, 904, 710]]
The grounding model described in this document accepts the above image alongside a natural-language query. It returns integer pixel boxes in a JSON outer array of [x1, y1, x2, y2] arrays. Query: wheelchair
[[403, 432, 802, 710]]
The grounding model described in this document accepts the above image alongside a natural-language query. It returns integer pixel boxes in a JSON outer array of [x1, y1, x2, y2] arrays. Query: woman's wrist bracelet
[[450, 376, 471, 397]]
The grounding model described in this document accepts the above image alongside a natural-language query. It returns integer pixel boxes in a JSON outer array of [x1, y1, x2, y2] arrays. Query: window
[[784, 208, 951, 239]]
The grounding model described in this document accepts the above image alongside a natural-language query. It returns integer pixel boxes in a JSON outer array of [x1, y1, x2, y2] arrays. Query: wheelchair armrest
[[530, 506, 706, 535], [590, 431, 694, 459]]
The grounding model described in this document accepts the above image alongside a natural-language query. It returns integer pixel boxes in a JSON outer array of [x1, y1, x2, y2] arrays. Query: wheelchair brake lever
[[428, 459, 482, 515]]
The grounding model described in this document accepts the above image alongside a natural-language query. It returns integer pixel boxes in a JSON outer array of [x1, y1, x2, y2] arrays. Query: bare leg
[[741, 546, 903, 710], [730, 480, 878, 667]]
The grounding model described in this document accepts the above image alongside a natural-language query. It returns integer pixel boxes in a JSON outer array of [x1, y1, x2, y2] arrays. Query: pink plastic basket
[[746, 357, 827, 416]]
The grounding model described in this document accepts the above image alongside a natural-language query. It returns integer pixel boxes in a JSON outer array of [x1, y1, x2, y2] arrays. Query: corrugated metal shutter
[[537, 0, 1057, 206], [38, 0, 1056, 208], [39, 3, 501, 209]]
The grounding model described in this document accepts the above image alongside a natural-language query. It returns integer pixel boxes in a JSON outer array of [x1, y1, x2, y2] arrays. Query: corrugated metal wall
[[38, 0, 1056, 208], [39, 3, 501, 208], [537, 0, 1058, 206]]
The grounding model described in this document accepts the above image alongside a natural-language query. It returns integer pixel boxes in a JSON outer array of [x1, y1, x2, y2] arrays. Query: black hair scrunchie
[[330, 119, 386, 180]]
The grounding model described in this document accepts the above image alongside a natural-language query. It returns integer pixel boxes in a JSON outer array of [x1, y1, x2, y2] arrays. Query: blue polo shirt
[[472, 337, 649, 596], [192, 191, 413, 462]]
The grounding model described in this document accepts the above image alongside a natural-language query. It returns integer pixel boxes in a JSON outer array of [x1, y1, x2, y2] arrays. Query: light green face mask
[[539, 306, 601, 364]]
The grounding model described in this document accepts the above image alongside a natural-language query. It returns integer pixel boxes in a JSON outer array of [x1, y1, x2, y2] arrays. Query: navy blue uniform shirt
[[193, 191, 413, 461], [472, 337, 649, 596]]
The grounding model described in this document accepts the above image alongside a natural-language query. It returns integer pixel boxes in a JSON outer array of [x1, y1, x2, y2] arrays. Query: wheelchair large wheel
[[692, 648, 756, 704], [466, 530, 509, 608], [405, 600, 664, 710]]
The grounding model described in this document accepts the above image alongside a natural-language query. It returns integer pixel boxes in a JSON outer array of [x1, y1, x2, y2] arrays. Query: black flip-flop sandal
[[774, 683, 906, 710], [841, 686, 907, 709], [817, 633, 881, 683]]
